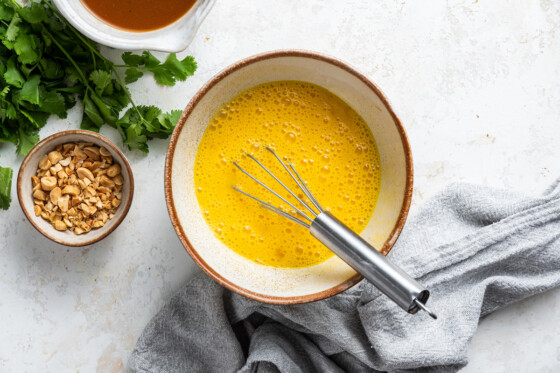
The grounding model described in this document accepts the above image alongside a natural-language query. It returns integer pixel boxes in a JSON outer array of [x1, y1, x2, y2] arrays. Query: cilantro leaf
[[159, 109, 182, 130], [0, 87, 17, 120], [19, 74, 41, 105], [124, 124, 148, 152], [65, 66, 81, 84], [3, 56, 24, 87], [116, 107, 151, 152], [137, 105, 162, 132], [162, 54, 197, 81], [39, 58, 64, 79], [119, 51, 197, 86], [101, 83, 129, 112], [140, 51, 161, 68], [5, 102, 17, 119], [0, 2, 14, 22], [0, 86, 9, 101], [124, 67, 143, 83], [46, 12, 64, 32], [0, 124, 18, 144], [14, 32, 41, 64], [17, 2, 48, 24], [121, 51, 144, 66], [17, 127, 40, 155], [6, 13, 21, 41], [19, 109, 49, 129], [90, 69, 112, 96], [80, 115, 99, 132], [152, 68, 175, 86], [0, 166, 13, 210], [116, 105, 180, 151], [41, 91, 66, 117]]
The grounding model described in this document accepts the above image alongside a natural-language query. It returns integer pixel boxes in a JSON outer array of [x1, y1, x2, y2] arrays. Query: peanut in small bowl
[[17, 130, 134, 247]]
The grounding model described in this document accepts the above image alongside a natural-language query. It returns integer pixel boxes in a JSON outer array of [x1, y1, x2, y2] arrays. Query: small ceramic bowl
[[17, 130, 134, 247], [52, 0, 216, 52], [166, 50, 413, 304]]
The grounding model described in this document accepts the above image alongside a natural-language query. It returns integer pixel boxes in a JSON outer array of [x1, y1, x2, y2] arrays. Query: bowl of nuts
[[17, 130, 134, 246]]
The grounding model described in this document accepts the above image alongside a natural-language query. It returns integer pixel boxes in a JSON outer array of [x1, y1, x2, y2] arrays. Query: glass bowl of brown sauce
[[52, 0, 215, 52]]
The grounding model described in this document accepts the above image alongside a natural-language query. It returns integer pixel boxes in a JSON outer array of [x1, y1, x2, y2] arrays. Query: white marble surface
[[1, 0, 559, 371]]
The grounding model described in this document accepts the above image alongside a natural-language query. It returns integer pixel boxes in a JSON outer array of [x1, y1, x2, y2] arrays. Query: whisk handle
[[310, 212, 431, 315]]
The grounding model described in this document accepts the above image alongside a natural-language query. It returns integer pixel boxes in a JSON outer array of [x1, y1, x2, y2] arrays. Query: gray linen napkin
[[128, 178, 560, 372]]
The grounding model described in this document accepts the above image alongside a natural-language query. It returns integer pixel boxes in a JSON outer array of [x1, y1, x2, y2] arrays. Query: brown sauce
[[80, 0, 197, 32]]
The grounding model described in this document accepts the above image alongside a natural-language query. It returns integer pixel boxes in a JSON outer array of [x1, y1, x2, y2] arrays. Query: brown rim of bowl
[[165, 50, 414, 304], [17, 130, 135, 247]]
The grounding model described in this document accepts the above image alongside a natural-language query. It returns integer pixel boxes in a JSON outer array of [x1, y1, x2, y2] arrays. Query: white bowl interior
[[171, 55, 409, 298], [52, 0, 216, 52], [19, 132, 132, 246]]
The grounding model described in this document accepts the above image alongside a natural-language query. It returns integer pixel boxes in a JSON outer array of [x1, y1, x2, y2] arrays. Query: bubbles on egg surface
[[193, 80, 382, 268], [285, 131, 297, 143]]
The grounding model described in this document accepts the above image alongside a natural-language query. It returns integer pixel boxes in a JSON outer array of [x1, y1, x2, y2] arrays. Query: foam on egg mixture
[[194, 81, 381, 268]]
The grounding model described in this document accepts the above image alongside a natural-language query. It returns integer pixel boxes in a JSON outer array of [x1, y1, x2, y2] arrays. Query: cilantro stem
[[51, 86, 83, 93], [91, 50, 96, 70], [41, 28, 92, 91], [110, 66, 147, 124], [9, 0, 20, 9]]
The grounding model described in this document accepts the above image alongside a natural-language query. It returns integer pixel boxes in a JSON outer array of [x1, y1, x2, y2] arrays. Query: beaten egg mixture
[[194, 81, 381, 268]]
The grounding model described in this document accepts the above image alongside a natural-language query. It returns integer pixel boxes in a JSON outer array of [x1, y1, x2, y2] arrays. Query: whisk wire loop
[[246, 153, 318, 217], [287, 163, 325, 213], [232, 161, 314, 223], [232, 187, 311, 228], [265, 147, 324, 214]]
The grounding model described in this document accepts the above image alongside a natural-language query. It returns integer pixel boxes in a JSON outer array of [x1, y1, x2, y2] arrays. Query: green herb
[[0, 0, 197, 209], [121, 51, 196, 86], [0, 166, 12, 209]]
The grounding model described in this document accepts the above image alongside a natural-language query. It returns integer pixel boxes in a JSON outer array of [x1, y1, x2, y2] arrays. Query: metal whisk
[[233, 147, 437, 319]]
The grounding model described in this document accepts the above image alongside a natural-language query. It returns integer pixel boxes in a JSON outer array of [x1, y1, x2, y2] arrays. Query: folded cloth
[[128, 179, 560, 372]]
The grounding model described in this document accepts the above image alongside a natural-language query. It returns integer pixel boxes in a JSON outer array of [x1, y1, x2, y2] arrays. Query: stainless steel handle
[[310, 212, 436, 318]]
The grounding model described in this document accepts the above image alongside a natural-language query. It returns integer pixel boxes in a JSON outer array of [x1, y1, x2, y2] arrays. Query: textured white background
[[1, 0, 559, 371]]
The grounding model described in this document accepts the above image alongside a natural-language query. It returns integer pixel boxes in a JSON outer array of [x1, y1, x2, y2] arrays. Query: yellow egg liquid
[[194, 81, 382, 268]]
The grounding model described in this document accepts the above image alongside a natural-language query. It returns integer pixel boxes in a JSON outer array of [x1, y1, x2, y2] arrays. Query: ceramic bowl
[[17, 130, 134, 247], [52, 0, 216, 52], [165, 50, 413, 304]]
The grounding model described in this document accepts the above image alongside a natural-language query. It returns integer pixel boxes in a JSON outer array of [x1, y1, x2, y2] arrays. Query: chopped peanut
[[53, 220, 67, 231], [107, 164, 121, 178], [32, 142, 123, 235], [48, 151, 63, 165], [59, 157, 71, 167], [92, 221, 104, 228], [58, 195, 70, 212], [99, 175, 115, 188], [50, 187, 62, 204], [38, 155, 51, 170], [99, 147, 111, 157], [77, 167, 94, 182], [40, 177, 57, 191], [62, 185, 80, 196], [33, 189, 47, 201], [83, 146, 100, 160]]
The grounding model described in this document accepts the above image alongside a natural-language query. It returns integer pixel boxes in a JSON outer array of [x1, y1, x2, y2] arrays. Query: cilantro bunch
[[0, 0, 197, 209]]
